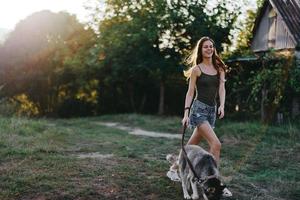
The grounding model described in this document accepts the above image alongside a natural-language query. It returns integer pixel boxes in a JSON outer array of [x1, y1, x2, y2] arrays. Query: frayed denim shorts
[[188, 99, 216, 129]]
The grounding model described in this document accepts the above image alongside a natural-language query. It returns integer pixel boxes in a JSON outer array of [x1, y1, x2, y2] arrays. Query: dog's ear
[[220, 184, 226, 191]]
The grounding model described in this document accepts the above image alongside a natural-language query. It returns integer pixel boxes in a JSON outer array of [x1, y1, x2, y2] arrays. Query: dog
[[178, 145, 225, 200]]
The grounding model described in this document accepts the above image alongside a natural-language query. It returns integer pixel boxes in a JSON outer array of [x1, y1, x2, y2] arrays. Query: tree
[[91, 0, 240, 115], [0, 10, 97, 116], [234, 10, 256, 55]]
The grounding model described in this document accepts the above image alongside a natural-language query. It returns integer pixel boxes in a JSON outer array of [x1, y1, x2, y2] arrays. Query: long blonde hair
[[184, 37, 227, 79]]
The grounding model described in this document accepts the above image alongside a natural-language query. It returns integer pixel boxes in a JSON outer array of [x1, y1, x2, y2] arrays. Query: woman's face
[[201, 40, 214, 58]]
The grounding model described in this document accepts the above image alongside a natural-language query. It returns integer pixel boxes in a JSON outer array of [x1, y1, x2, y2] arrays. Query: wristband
[[184, 107, 190, 110]]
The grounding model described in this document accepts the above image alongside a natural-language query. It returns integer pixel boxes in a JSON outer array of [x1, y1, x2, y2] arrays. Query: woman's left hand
[[218, 106, 224, 119]]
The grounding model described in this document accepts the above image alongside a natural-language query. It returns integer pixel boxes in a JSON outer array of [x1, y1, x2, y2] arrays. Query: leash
[[181, 123, 200, 181], [181, 121, 217, 185], [181, 87, 217, 185]]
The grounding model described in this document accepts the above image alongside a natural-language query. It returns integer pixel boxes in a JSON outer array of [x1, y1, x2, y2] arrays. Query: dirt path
[[77, 153, 114, 159], [74, 122, 180, 159], [96, 122, 181, 139]]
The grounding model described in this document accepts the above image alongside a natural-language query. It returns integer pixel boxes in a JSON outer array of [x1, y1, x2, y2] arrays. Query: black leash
[[181, 99, 202, 182], [181, 123, 201, 182], [181, 122, 217, 184], [181, 91, 217, 184]]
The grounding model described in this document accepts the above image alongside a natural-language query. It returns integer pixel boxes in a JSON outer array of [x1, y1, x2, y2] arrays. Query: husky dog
[[179, 145, 225, 200]]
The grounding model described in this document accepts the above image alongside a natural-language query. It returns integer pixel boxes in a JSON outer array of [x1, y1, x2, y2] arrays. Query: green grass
[[0, 114, 299, 199]]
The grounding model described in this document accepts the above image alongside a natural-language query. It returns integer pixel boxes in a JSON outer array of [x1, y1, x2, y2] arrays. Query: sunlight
[[0, 0, 88, 29]]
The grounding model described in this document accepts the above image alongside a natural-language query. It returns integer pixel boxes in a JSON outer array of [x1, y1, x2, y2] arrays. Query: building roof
[[253, 0, 300, 44]]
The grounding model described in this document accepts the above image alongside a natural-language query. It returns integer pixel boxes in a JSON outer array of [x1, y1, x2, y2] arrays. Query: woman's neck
[[202, 58, 212, 66]]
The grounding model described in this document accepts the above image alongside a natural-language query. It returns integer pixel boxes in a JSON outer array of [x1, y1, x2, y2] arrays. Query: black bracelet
[[184, 107, 190, 110]]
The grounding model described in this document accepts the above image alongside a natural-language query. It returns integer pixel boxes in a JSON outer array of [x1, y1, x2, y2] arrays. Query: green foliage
[[289, 65, 300, 93], [256, 0, 265, 8], [225, 58, 261, 119], [225, 1, 299, 121], [91, 0, 240, 114], [224, 5, 258, 60], [234, 9, 256, 55], [226, 51, 298, 122], [0, 10, 98, 117], [249, 54, 293, 105], [0, 1, 241, 117], [0, 98, 18, 117]]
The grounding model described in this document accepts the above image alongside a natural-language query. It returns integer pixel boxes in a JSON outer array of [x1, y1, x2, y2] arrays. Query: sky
[[0, 0, 257, 35], [0, 0, 91, 30], [0, 0, 257, 30]]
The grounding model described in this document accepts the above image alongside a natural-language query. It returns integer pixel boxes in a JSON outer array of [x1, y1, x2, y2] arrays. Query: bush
[[0, 98, 18, 117], [57, 99, 95, 118]]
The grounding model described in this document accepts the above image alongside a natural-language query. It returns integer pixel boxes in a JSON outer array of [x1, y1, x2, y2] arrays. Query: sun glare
[[0, 0, 88, 29]]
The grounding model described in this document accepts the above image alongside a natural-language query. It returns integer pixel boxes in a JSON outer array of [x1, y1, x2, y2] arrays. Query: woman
[[167, 36, 232, 197]]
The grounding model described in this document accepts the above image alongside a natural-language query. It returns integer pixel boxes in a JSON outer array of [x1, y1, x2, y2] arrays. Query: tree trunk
[[158, 80, 165, 115], [292, 96, 300, 118], [128, 82, 136, 112], [295, 50, 300, 118], [261, 86, 267, 123], [139, 93, 147, 113]]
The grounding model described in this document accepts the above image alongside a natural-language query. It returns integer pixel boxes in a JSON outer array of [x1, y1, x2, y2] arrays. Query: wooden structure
[[252, 0, 300, 52], [251, 0, 300, 120]]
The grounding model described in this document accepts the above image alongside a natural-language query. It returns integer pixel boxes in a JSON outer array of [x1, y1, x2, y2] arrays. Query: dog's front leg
[[190, 180, 199, 199], [181, 181, 191, 199]]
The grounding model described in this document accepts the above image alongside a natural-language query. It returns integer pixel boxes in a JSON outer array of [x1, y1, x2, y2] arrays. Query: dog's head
[[201, 177, 225, 200]]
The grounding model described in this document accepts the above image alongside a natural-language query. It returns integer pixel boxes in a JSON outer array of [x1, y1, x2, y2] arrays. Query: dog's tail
[[166, 154, 178, 164]]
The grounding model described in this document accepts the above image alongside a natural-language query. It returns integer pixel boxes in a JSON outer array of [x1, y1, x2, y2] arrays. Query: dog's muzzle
[[193, 174, 218, 186]]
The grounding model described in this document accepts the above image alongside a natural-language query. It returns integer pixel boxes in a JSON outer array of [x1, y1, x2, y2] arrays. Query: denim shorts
[[188, 100, 216, 129]]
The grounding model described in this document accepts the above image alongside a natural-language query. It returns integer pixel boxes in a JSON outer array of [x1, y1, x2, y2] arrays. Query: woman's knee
[[211, 140, 221, 151], [187, 127, 202, 145]]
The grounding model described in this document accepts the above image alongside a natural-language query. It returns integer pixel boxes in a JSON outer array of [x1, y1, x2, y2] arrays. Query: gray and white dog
[[178, 145, 225, 200]]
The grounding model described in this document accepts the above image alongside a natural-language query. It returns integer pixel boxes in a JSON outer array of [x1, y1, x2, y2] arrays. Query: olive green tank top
[[196, 66, 219, 106]]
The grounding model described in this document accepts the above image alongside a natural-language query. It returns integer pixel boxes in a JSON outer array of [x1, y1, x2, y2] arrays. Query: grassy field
[[0, 114, 299, 200]]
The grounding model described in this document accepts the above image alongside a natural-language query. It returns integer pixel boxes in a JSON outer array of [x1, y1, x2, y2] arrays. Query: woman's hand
[[182, 116, 189, 127], [218, 106, 225, 119]]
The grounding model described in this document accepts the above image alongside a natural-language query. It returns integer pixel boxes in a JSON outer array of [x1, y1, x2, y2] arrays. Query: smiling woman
[[0, 0, 88, 29]]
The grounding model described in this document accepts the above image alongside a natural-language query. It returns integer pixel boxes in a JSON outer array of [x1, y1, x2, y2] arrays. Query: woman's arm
[[183, 67, 198, 118], [218, 70, 226, 118]]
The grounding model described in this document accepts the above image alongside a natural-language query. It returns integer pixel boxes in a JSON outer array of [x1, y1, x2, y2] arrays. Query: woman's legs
[[187, 126, 203, 145], [170, 127, 203, 171], [167, 121, 221, 181], [170, 121, 213, 169], [188, 121, 221, 164], [194, 122, 232, 196]]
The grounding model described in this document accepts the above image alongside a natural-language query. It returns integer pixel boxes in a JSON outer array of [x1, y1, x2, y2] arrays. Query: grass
[[0, 114, 299, 200]]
